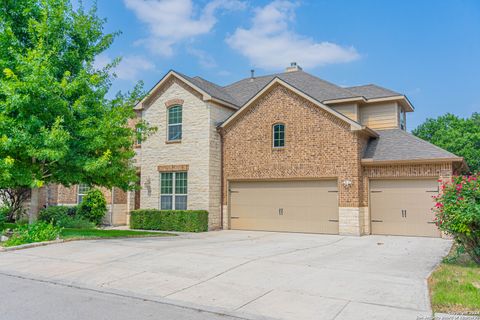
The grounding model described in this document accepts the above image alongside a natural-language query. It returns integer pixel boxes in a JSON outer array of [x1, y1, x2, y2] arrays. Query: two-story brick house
[[130, 63, 464, 237], [42, 63, 463, 237]]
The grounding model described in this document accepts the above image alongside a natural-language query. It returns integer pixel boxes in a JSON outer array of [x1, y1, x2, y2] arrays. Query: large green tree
[[412, 113, 480, 173], [0, 0, 152, 220]]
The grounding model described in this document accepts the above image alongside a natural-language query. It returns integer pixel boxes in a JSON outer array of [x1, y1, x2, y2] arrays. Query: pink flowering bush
[[434, 174, 480, 264]]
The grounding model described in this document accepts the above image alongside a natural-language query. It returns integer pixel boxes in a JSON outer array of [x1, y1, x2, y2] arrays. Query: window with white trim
[[160, 172, 187, 210], [273, 123, 285, 148], [167, 105, 182, 141], [77, 184, 90, 203]]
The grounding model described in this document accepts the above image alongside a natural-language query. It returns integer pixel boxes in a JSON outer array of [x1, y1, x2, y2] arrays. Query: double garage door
[[229, 180, 338, 234], [370, 179, 440, 237], [229, 178, 440, 237]]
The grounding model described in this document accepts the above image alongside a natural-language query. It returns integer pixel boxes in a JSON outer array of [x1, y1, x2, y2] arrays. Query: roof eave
[[352, 126, 379, 138], [323, 97, 366, 104], [361, 157, 464, 165], [367, 95, 414, 112], [323, 95, 415, 112]]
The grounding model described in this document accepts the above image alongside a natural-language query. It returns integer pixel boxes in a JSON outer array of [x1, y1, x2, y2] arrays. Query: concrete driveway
[[0, 231, 451, 320]]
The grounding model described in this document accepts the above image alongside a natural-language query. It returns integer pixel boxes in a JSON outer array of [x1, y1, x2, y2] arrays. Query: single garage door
[[229, 180, 338, 234], [370, 179, 440, 237]]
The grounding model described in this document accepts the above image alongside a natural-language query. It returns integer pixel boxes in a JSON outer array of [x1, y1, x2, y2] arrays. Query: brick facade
[[44, 184, 128, 226], [221, 84, 371, 234], [220, 83, 455, 235], [221, 84, 368, 204]]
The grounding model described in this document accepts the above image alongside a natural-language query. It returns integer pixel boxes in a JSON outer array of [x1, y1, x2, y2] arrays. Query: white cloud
[[124, 0, 246, 57], [94, 54, 155, 82], [226, 0, 360, 70], [187, 47, 217, 68]]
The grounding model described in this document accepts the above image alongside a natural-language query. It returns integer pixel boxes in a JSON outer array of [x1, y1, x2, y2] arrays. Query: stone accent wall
[[138, 78, 234, 229], [339, 207, 362, 236], [209, 102, 235, 229]]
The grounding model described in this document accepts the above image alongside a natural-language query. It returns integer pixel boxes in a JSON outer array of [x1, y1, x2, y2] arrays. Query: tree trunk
[[29, 187, 39, 224]]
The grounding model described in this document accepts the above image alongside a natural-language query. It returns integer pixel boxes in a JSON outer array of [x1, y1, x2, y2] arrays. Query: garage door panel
[[370, 179, 440, 237], [230, 180, 338, 234]]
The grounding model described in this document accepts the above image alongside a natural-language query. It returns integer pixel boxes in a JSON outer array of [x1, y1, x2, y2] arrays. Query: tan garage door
[[229, 180, 338, 234], [370, 179, 440, 237]]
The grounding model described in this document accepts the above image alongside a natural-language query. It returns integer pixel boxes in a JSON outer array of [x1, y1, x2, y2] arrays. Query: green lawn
[[429, 247, 480, 314], [60, 228, 174, 240], [1, 224, 174, 246]]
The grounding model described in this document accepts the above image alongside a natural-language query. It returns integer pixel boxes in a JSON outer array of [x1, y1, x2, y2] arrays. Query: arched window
[[167, 105, 182, 141], [273, 123, 285, 148]]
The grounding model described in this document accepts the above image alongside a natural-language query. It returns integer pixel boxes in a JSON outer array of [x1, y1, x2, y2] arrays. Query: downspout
[[219, 127, 224, 230]]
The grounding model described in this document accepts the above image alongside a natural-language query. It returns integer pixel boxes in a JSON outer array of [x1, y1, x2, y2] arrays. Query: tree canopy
[[412, 113, 480, 173], [0, 0, 152, 194]]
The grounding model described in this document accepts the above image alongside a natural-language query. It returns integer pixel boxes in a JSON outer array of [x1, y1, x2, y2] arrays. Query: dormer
[[325, 84, 414, 131]]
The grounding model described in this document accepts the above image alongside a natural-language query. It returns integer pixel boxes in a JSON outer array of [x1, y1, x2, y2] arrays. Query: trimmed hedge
[[130, 209, 208, 232]]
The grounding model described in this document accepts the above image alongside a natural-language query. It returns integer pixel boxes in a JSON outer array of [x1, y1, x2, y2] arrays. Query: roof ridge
[[345, 84, 376, 89], [223, 71, 290, 88]]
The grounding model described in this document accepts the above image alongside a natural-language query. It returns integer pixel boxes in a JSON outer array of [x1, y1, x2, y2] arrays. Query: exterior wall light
[[342, 180, 353, 188]]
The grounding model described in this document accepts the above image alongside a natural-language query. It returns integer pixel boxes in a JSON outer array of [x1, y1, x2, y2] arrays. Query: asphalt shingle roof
[[345, 84, 402, 99], [363, 129, 459, 161], [172, 69, 459, 163], [176, 70, 405, 108], [176, 72, 241, 106], [223, 71, 355, 106]]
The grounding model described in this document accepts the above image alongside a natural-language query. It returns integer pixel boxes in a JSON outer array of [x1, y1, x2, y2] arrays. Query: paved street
[[0, 231, 452, 319], [0, 273, 240, 320]]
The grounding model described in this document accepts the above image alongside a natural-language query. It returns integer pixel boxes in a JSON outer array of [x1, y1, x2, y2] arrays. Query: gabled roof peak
[[138, 68, 412, 112]]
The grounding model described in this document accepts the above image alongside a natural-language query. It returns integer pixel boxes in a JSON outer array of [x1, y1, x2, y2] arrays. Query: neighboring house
[[38, 63, 464, 237], [131, 63, 465, 237], [32, 184, 129, 226]]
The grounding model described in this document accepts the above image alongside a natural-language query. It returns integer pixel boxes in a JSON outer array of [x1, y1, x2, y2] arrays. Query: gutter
[[361, 157, 464, 165]]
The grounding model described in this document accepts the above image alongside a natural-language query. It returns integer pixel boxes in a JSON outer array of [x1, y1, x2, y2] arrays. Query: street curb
[[0, 239, 64, 252]]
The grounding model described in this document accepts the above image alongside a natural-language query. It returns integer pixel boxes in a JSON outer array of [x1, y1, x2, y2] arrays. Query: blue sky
[[93, 0, 480, 130]]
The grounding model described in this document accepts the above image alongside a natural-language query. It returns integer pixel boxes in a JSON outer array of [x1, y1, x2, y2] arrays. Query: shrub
[[77, 189, 107, 225], [434, 174, 480, 264], [3, 222, 62, 247], [39, 206, 77, 224], [0, 206, 7, 230], [130, 209, 208, 232], [56, 215, 95, 229]]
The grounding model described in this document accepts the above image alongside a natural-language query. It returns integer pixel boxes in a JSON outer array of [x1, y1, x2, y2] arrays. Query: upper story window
[[273, 123, 285, 148], [77, 184, 90, 203], [167, 105, 182, 141], [399, 109, 406, 130]]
